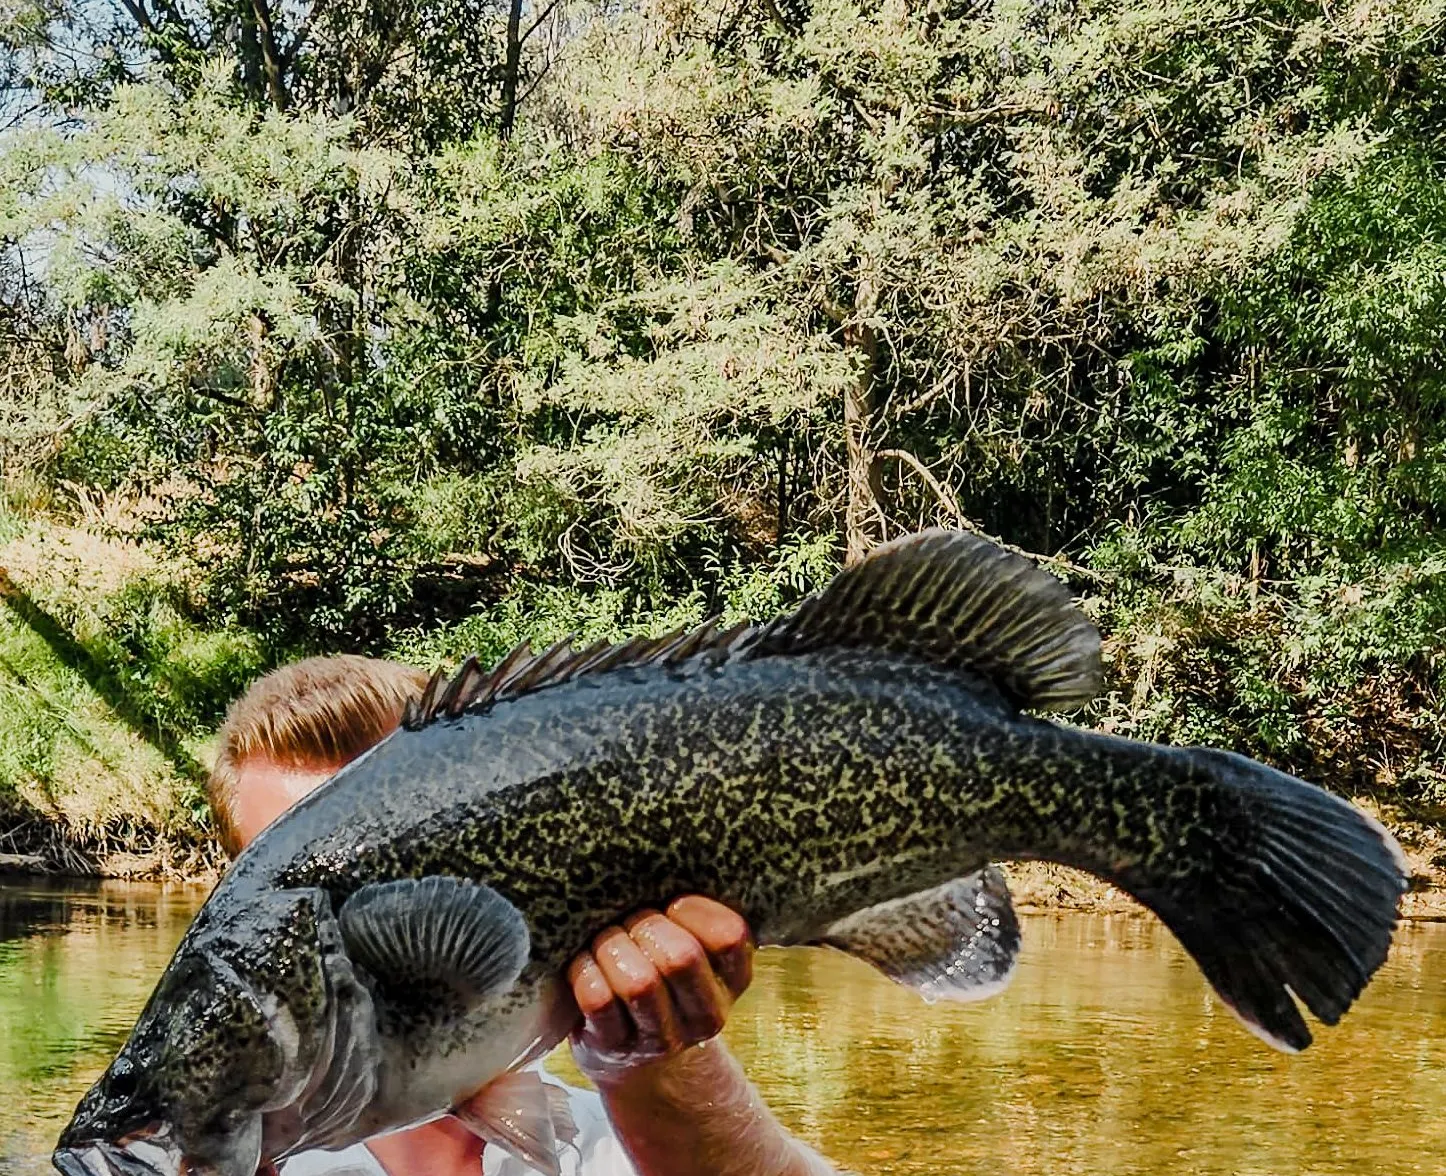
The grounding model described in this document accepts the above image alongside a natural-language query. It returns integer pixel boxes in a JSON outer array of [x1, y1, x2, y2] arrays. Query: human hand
[[566, 895, 754, 1084]]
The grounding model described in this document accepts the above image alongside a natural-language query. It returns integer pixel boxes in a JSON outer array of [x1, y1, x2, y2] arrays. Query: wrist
[[589, 1036, 737, 1102], [594, 1041, 837, 1176]]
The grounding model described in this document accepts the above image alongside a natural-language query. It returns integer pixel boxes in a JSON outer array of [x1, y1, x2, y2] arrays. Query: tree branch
[[120, 0, 201, 54], [117, 0, 158, 36], [759, 0, 794, 34], [876, 448, 1110, 582], [284, 0, 327, 65], [875, 448, 966, 524], [191, 385, 253, 410], [513, 56, 557, 111], [521, 0, 566, 44]]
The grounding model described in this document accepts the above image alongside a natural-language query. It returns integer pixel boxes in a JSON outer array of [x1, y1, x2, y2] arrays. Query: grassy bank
[[0, 500, 715, 877], [0, 502, 259, 877]]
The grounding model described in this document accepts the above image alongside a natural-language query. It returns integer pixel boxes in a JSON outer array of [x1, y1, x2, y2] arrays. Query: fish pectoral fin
[[337, 876, 530, 1002], [821, 866, 1022, 1002], [453, 1070, 572, 1176]]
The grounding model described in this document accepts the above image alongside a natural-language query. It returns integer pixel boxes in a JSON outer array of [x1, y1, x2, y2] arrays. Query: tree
[[4, 0, 1446, 817]]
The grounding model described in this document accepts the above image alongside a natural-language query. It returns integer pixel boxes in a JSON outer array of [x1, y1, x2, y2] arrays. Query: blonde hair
[[208, 654, 430, 857]]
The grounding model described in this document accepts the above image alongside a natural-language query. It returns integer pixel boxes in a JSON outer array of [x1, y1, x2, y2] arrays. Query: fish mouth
[[53, 1134, 180, 1176]]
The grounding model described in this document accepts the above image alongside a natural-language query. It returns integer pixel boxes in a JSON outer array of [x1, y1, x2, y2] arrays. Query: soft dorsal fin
[[754, 528, 1101, 710], [401, 529, 1100, 730]]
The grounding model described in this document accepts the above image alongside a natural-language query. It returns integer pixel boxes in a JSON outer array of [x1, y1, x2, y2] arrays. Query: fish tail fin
[[1104, 749, 1407, 1052]]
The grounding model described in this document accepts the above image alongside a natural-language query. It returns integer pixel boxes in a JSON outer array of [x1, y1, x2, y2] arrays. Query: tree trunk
[[843, 266, 883, 566], [237, 9, 265, 104], [250, 0, 291, 110], [776, 434, 791, 543], [499, 0, 525, 138]]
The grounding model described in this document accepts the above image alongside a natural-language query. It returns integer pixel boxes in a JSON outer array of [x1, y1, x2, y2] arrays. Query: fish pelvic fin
[[453, 1070, 573, 1176], [1106, 749, 1407, 1052], [402, 529, 1099, 730], [821, 867, 1022, 1002]]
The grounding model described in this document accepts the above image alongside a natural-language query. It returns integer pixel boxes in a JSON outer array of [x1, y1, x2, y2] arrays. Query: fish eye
[[108, 1059, 138, 1100]]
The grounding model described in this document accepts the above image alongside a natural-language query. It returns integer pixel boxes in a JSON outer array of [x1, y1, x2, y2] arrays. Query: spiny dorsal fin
[[401, 621, 760, 730], [401, 529, 1100, 730], [754, 529, 1101, 710]]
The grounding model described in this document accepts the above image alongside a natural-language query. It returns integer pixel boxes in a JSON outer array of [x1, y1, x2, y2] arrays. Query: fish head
[[55, 888, 374, 1176]]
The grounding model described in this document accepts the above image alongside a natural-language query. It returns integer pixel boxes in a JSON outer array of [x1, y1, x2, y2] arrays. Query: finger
[[666, 895, 755, 998], [624, 909, 730, 1043], [567, 950, 629, 1054], [590, 923, 674, 1049]]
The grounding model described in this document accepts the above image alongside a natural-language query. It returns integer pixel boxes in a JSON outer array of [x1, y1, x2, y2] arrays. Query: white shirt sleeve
[[279, 1144, 388, 1176], [279, 1079, 635, 1176]]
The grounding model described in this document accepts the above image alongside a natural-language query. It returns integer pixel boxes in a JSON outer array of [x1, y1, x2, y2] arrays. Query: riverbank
[[1008, 800, 1446, 921], [5, 820, 1446, 920], [14, 499, 1446, 911], [0, 797, 221, 882], [6, 510, 1445, 911], [1006, 862, 1446, 922], [1012, 791, 1446, 921]]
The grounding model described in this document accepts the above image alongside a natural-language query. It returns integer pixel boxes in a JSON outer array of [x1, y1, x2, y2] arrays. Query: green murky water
[[4, 880, 1445, 1175]]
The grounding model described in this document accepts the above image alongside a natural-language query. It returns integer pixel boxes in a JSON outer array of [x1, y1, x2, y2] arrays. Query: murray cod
[[57, 531, 1407, 1176]]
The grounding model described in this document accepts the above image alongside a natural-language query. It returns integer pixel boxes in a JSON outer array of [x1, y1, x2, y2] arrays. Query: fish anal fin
[[337, 877, 530, 1005], [823, 867, 1021, 1003], [454, 1070, 570, 1176]]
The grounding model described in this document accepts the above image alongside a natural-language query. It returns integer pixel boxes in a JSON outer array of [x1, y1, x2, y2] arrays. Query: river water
[[3, 879, 1445, 1175]]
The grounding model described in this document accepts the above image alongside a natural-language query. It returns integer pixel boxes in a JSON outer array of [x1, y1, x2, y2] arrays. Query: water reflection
[[0, 880, 207, 1172], [3, 883, 1444, 1175], [728, 917, 1446, 1175]]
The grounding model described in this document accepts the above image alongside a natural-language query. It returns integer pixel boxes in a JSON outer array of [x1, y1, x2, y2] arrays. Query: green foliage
[[1079, 135, 1446, 811], [715, 534, 841, 623], [4, 0, 1446, 862], [389, 531, 839, 672]]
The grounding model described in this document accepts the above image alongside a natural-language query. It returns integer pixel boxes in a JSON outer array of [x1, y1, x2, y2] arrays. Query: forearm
[[596, 1040, 836, 1176]]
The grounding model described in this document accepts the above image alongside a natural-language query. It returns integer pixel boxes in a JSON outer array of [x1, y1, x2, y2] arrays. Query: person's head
[[208, 654, 429, 856], [60, 655, 433, 1176]]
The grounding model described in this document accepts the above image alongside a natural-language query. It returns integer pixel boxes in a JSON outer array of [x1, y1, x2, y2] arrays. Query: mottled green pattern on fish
[[55, 531, 1407, 1176], [254, 656, 1204, 964]]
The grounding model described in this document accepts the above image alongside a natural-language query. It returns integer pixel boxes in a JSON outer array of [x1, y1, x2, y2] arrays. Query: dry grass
[[1003, 862, 1139, 913], [1, 515, 157, 600]]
